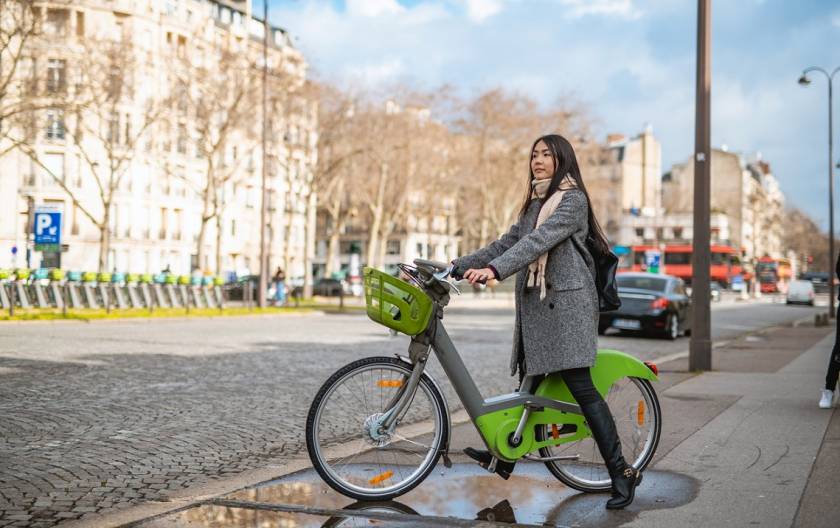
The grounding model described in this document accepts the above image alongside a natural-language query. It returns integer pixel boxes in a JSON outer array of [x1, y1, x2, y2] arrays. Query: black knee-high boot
[[581, 400, 642, 509]]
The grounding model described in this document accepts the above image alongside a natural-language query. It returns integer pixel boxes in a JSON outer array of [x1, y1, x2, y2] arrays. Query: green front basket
[[364, 267, 433, 336]]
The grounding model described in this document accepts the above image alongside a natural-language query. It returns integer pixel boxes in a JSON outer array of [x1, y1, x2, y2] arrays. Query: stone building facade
[[0, 0, 317, 280]]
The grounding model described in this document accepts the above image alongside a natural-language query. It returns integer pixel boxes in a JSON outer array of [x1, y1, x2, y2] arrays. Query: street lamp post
[[799, 66, 840, 319]]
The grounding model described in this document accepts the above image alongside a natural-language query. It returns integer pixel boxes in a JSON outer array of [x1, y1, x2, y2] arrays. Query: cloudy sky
[[270, 0, 840, 228]]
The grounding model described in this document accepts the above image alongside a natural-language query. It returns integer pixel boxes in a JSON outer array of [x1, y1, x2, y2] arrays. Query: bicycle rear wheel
[[306, 356, 448, 501], [538, 376, 661, 492]]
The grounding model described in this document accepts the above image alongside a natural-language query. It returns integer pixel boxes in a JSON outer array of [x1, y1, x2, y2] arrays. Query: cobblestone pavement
[[0, 301, 817, 526]]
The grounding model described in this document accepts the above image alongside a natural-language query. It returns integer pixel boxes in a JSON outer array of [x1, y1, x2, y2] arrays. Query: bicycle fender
[[535, 348, 658, 402]]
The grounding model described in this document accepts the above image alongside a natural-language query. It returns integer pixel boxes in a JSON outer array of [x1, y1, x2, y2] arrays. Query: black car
[[599, 272, 692, 340], [223, 274, 260, 301], [799, 272, 830, 294], [312, 278, 347, 297]]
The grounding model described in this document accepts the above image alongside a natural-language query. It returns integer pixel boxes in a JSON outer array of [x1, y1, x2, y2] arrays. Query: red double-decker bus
[[625, 244, 743, 286], [756, 256, 792, 293]]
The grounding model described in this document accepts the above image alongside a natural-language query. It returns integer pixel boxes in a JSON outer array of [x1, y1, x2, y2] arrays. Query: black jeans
[[827, 321, 840, 391], [518, 362, 604, 406]]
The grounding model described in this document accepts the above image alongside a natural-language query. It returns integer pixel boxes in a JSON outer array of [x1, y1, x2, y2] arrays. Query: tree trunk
[[195, 173, 214, 271], [325, 178, 345, 276], [303, 189, 316, 297], [195, 217, 211, 272], [215, 211, 223, 275], [366, 163, 387, 268], [98, 206, 110, 272], [378, 223, 393, 271]]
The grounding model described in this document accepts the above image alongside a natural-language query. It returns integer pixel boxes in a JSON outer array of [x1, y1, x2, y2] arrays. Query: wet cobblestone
[[1, 302, 807, 525], [0, 311, 518, 526]]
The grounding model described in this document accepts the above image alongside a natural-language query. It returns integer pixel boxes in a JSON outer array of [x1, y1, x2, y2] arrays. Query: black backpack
[[572, 235, 621, 312]]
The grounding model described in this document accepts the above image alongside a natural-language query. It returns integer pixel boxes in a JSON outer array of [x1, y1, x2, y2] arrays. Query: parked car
[[786, 279, 815, 306], [800, 272, 830, 294], [223, 274, 259, 301], [599, 272, 692, 340], [312, 278, 348, 297], [709, 281, 722, 302]]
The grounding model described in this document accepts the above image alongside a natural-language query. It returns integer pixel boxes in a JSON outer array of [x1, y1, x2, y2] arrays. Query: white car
[[786, 280, 815, 306]]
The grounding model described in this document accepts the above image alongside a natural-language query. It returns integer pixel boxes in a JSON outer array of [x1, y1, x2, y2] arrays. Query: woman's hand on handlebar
[[464, 267, 494, 285]]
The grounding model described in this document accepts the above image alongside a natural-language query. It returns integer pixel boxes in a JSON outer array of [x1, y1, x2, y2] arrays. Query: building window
[[673, 227, 683, 239], [107, 66, 121, 100], [76, 11, 85, 38], [176, 124, 187, 154], [45, 9, 68, 37], [386, 240, 400, 255], [124, 113, 131, 143], [159, 207, 168, 239], [46, 59, 67, 93], [45, 109, 66, 140], [107, 113, 120, 144], [634, 228, 644, 238]]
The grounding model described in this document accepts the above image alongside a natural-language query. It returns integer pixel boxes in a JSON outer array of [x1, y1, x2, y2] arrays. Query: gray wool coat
[[453, 190, 598, 377]]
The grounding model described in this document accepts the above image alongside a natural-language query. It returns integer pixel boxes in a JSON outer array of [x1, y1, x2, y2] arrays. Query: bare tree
[[167, 46, 259, 273], [0, 0, 39, 156], [10, 33, 168, 271], [309, 82, 368, 276]]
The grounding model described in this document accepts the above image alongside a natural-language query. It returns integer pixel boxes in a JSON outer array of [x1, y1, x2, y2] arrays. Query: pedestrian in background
[[819, 253, 840, 408], [452, 134, 642, 510], [272, 267, 286, 306]]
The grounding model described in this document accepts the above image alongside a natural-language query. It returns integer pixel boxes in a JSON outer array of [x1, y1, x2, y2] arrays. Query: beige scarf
[[528, 174, 577, 300]]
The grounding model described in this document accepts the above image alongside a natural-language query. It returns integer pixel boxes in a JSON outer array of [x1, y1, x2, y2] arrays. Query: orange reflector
[[368, 470, 394, 485], [551, 424, 560, 440], [644, 361, 659, 375], [637, 400, 645, 426], [377, 379, 403, 388]]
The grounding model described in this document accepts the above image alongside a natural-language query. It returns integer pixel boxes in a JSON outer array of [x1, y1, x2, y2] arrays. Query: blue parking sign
[[34, 211, 61, 245]]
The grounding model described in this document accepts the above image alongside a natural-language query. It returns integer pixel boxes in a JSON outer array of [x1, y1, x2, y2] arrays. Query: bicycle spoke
[[308, 359, 444, 498]]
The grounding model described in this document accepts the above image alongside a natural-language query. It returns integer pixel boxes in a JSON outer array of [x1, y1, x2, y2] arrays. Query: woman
[[452, 134, 642, 510], [272, 267, 286, 306], [819, 251, 840, 409]]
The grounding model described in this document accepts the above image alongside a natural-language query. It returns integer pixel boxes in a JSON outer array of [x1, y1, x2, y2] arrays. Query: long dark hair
[[517, 134, 611, 254]]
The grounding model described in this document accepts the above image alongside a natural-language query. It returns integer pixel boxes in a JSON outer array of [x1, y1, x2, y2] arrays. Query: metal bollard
[[62, 283, 68, 317], [9, 283, 15, 317]]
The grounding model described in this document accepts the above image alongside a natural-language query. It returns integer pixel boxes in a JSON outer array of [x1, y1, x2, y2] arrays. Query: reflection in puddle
[[143, 463, 698, 527]]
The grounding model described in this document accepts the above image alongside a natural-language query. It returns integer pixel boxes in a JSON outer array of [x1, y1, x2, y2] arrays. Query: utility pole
[[25, 196, 35, 269], [258, 0, 269, 308], [690, 0, 712, 371]]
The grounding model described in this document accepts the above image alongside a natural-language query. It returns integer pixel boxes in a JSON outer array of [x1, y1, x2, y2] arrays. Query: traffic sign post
[[33, 210, 62, 262]]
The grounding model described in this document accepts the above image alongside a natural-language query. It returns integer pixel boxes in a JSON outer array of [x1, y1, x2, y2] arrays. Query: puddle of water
[[145, 463, 698, 527], [139, 504, 427, 528]]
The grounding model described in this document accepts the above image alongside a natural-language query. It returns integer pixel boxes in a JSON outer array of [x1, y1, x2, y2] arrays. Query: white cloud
[[343, 58, 407, 86], [463, 0, 504, 23], [557, 0, 641, 19], [346, 0, 405, 17], [832, 12, 840, 27]]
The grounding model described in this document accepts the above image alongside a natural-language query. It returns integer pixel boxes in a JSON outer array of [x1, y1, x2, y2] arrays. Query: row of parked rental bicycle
[[0, 268, 226, 311]]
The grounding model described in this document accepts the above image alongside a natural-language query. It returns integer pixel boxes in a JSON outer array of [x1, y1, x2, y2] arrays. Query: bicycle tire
[[537, 377, 661, 493], [306, 356, 449, 501]]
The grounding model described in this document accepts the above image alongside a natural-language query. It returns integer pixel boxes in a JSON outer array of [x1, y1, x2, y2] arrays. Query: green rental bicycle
[[305, 259, 662, 501]]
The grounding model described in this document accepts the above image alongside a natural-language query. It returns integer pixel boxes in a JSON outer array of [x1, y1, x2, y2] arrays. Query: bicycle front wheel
[[306, 356, 449, 501], [538, 376, 661, 492]]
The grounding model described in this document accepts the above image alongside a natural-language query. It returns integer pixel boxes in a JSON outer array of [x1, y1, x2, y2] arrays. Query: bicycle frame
[[385, 310, 659, 463]]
